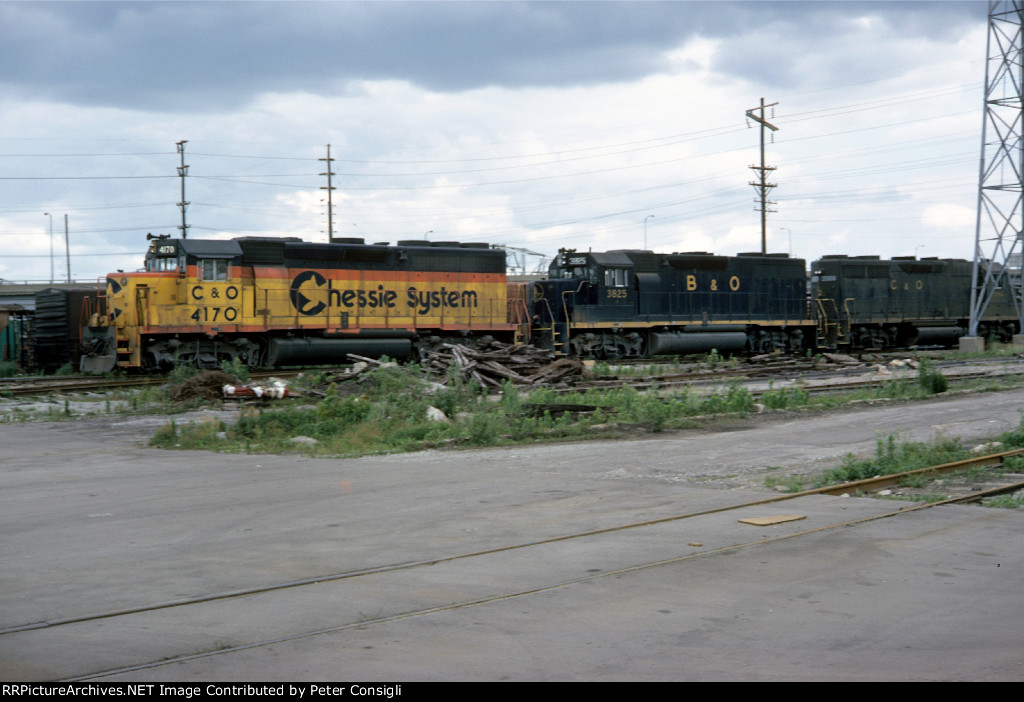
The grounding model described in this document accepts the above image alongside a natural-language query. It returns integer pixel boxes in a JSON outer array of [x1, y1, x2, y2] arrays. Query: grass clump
[[916, 358, 948, 394], [220, 358, 250, 382], [982, 492, 1024, 509], [764, 474, 806, 493], [168, 363, 201, 385], [150, 417, 227, 450], [0, 360, 21, 378], [761, 383, 810, 410], [815, 434, 970, 488], [997, 413, 1024, 449]]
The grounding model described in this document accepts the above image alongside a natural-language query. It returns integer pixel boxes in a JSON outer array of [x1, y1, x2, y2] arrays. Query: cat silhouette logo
[[290, 271, 328, 316]]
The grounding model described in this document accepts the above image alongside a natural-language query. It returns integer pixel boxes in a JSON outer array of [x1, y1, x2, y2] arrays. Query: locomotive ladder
[[814, 298, 843, 347], [551, 323, 568, 356], [532, 297, 569, 356], [531, 322, 569, 356], [115, 330, 133, 368]]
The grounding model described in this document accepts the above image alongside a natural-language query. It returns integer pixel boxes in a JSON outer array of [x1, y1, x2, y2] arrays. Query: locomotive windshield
[[145, 240, 180, 272]]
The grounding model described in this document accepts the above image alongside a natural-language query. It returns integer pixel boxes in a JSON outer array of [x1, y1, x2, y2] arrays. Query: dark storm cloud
[[710, 2, 988, 89], [0, 1, 987, 112]]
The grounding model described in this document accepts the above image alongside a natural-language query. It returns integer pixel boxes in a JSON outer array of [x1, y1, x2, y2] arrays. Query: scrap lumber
[[424, 342, 583, 389], [738, 515, 807, 526]]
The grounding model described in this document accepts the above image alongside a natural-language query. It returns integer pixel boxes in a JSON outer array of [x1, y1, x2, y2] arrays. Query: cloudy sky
[[0, 0, 995, 282]]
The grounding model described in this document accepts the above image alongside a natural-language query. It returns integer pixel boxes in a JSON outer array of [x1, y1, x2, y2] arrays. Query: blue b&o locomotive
[[527, 248, 1019, 356], [529, 249, 813, 357]]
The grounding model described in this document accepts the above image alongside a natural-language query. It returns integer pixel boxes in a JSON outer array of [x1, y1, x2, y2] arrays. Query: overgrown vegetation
[[982, 492, 1024, 509], [996, 412, 1024, 449], [949, 341, 1022, 359], [916, 358, 948, 394], [130, 353, 1024, 467], [797, 415, 1024, 510], [764, 474, 806, 493], [4, 344, 1024, 479], [814, 434, 970, 487], [168, 363, 202, 385], [219, 358, 250, 383], [147, 362, 768, 456], [760, 383, 810, 410]]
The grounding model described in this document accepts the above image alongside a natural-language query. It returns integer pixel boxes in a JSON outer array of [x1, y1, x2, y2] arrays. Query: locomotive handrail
[[560, 281, 588, 324], [532, 296, 558, 349], [814, 297, 842, 344], [842, 298, 855, 340], [506, 296, 532, 342]]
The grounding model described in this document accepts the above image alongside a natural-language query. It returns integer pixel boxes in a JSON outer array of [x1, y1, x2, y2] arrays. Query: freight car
[[0, 305, 30, 369], [32, 287, 94, 373], [529, 249, 814, 357], [81, 235, 529, 371], [811, 255, 1019, 349]]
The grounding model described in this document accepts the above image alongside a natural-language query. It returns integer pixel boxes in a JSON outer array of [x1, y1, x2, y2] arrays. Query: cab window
[[604, 268, 628, 287], [199, 259, 229, 281]]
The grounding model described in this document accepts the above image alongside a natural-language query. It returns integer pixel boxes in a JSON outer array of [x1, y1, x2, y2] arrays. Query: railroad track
[[2, 356, 1022, 400], [8, 448, 1021, 681], [0, 370, 307, 397], [0, 376, 168, 396], [572, 358, 1024, 397]]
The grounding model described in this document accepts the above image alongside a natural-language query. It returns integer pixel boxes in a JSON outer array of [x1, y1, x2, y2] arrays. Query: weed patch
[[764, 474, 806, 493], [982, 492, 1024, 509], [916, 358, 948, 394], [815, 434, 970, 487]]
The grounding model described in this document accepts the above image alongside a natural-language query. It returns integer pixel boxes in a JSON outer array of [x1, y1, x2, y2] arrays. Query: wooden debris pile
[[818, 352, 864, 366], [422, 342, 583, 389], [169, 370, 239, 403], [295, 357, 382, 398]]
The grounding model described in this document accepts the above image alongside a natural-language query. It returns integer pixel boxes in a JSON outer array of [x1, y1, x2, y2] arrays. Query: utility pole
[[320, 144, 336, 242], [176, 140, 189, 239], [967, 1, 1024, 347], [746, 98, 779, 254]]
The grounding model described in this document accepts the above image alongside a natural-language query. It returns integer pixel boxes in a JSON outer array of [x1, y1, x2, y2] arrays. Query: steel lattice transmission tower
[[969, 1, 1024, 339]]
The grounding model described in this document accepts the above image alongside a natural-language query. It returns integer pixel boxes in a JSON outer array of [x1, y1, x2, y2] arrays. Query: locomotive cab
[[532, 249, 645, 357]]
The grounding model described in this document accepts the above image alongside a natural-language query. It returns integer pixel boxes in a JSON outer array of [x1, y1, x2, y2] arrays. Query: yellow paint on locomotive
[[106, 266, 511, 367]]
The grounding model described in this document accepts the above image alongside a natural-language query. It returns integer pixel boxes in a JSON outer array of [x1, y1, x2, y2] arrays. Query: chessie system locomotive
[[78, 234, 1018, 371]]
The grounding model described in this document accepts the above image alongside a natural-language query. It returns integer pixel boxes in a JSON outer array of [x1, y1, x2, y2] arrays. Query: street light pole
[[644, 215, 655, 250], [780, 227, 792, 255], [43, 212, 53, 284], [64, 214, 70, 282]]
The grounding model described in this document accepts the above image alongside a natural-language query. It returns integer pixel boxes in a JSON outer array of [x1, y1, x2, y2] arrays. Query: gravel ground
[[4, 383, 1024, 499]]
